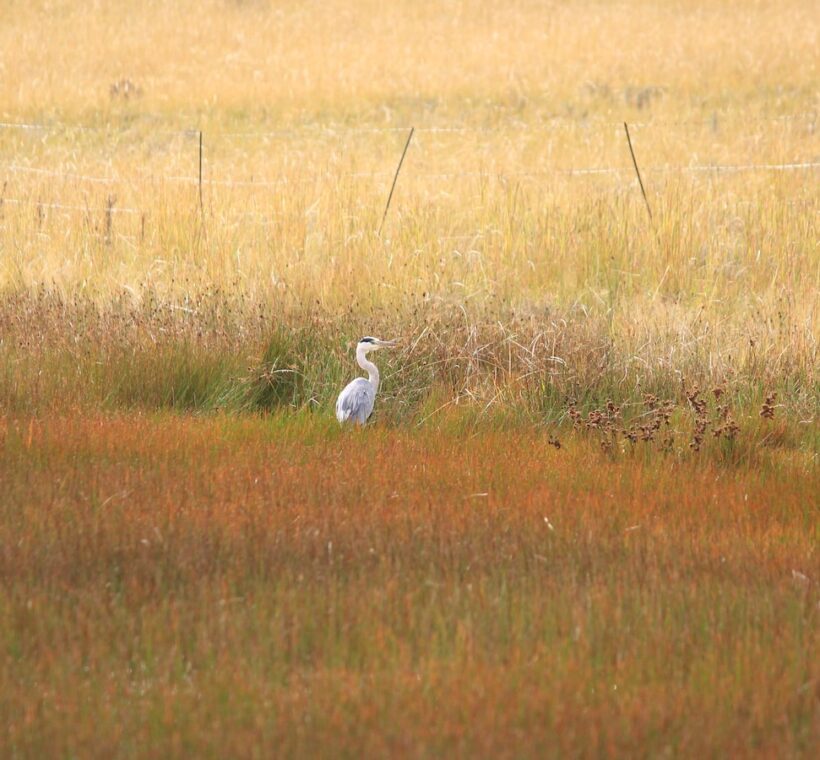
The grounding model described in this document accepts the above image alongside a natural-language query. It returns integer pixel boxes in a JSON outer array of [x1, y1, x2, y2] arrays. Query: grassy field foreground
[[0, 413, 817, 756]]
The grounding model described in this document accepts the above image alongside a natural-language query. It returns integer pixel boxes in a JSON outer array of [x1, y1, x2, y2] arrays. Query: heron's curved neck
[[356, 346, 379, 392]]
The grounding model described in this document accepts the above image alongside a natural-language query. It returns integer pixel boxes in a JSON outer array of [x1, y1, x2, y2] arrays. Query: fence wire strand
[[2, 160, 818, 189], [0, 111, 816, 139]]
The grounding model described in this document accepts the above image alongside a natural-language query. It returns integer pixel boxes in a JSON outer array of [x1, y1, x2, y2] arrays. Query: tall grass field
[[1, 0, 818, 756]]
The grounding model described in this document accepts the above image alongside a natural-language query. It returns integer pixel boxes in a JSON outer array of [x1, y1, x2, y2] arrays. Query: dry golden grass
[[1, 2, 817, 397], [0, 4, 816, 297], [2, 1, 817, 120], [0, 4, 816, 394]]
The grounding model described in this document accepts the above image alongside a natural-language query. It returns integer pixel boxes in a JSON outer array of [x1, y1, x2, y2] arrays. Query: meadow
[[1, 415, 818, 756], [0, 0, 818, 756]]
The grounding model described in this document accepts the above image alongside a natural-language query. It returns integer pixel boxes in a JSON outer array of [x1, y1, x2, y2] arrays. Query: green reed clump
[[240, 324, 344, 412]]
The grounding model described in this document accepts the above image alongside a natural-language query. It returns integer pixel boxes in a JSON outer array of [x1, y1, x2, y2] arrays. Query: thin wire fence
[[0, 110, 816, 137], [1, 112, 817, 231], [2, 160, 818, 188]]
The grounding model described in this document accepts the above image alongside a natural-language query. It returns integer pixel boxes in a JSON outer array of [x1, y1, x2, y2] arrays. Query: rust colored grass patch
[[1, 413, 817, 756]]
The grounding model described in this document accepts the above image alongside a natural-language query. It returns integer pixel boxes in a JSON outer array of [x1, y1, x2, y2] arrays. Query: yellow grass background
[[0, 2, 816, 297], [2, 0, 817, 121]]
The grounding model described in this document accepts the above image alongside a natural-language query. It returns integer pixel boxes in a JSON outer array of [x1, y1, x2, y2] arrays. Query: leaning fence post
[[623, 122, 652, 221], [378, 126, 414, 236]]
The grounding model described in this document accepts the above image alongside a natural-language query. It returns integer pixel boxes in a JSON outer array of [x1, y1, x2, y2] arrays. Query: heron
[[335, 336, 397, 425]]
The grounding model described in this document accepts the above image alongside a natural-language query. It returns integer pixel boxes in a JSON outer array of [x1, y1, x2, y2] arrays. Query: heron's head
[[357, 336, 397, 353]]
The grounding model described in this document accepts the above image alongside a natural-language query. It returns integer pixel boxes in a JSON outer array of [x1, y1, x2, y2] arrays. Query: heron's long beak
[[376, 338, 398, 347]]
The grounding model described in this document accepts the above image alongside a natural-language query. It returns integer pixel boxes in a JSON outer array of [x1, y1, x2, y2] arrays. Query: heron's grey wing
[[335, 378, 375, 424]]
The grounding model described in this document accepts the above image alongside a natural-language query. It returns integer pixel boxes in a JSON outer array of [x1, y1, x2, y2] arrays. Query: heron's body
[[336, 377, 376, 424], [335, 337, 395, 425]]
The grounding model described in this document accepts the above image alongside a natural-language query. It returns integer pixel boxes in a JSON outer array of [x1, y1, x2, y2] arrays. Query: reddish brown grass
[[1, 413, 817, 757]]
